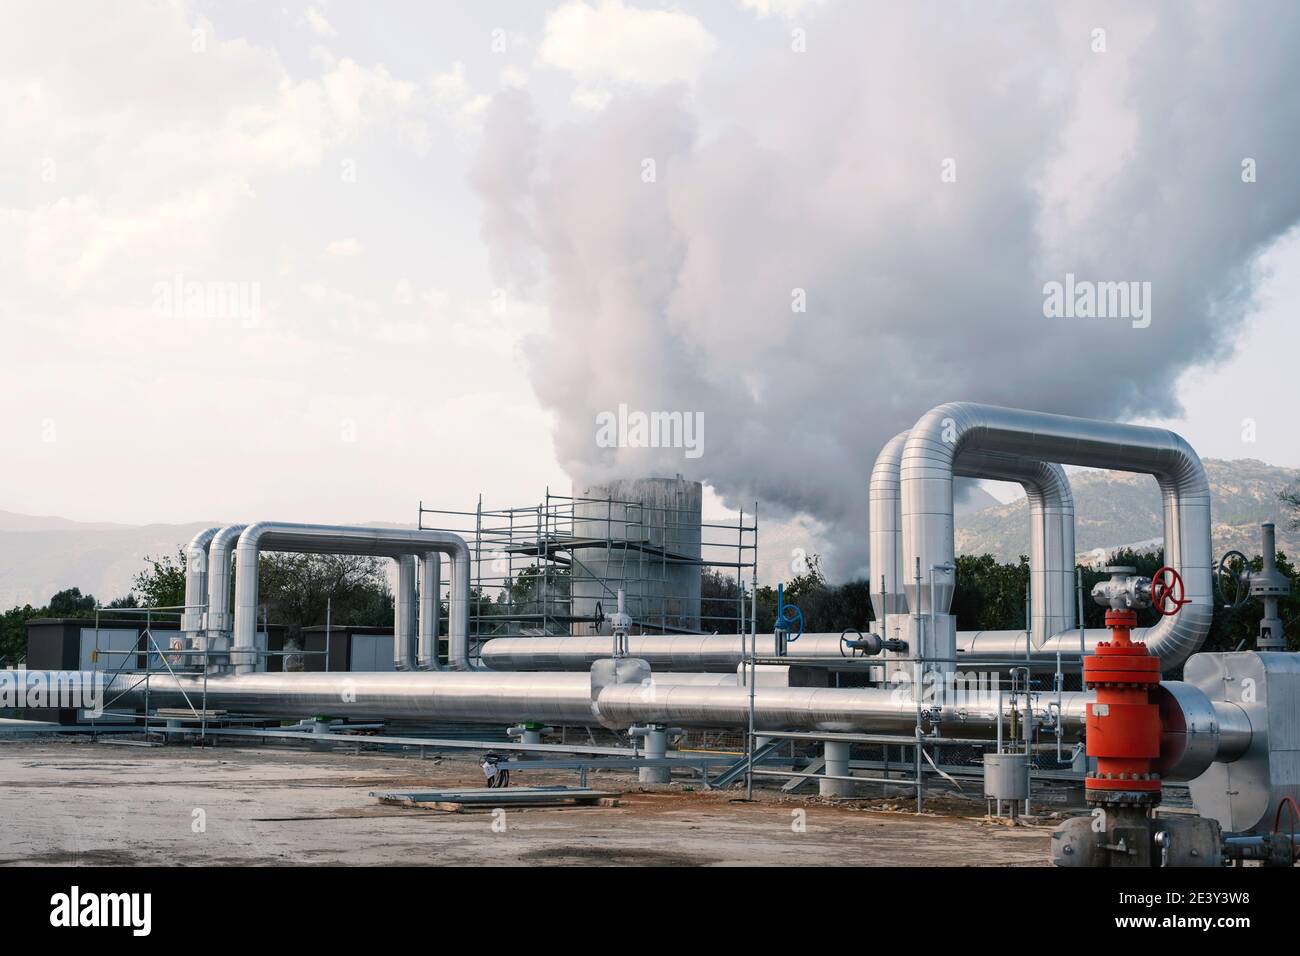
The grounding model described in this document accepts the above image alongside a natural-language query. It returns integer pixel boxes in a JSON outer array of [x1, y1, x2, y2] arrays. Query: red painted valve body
[[1083, 609, 1162, 804]]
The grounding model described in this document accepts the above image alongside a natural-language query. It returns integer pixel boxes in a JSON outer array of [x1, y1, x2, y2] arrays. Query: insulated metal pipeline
[[868, 432, 911, 626], [900, 402, 1213, 673], [180, 526, 221, 645], [593, 682, 1093, 737], [70, 670, 737, 723], [479, 632, 1096, 674], [43, 669, 1083, 734], [111, 671, 598, 723], [204, 523, 248, 660], [479, 633, 852, 672], [878, 431, 1077, 661], [394, 554, 417, 670], [21, 668, 1243, 777], [418, 552, 441, 670], [231, 524, 473, 675]]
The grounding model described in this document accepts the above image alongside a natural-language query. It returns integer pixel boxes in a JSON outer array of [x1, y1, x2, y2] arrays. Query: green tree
[[0, 605, 42, 664], [701, 568, 744, 632], [497, 563, 569, 629], [748, 554, 874, 635], [47, 587, 97, 616], [256, 552, 393, 644], [132, 550, 187, 608], [130, 548, 397, 644], [950, 553, 1031, 632]]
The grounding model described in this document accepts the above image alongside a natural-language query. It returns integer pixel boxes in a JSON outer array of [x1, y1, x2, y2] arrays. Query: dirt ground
[[0, 738, 1055, 866]]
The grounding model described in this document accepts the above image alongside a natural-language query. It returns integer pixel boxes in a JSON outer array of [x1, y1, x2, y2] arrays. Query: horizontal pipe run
[[479, 631, 1111, 673], [20, 668, 1242, 778]]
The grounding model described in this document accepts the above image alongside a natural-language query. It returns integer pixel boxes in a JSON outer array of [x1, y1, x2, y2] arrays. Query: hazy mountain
[[955, 459, 1300, 563], [0, 510, 135, 533], [0, 516, 419, 610], [0, 521, 219, 609], [1, 458, 1294, 609]]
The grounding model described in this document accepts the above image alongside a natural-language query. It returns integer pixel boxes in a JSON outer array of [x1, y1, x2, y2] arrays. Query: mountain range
[[954, 459, 1300, 563], [1, 457, 1295, 609]]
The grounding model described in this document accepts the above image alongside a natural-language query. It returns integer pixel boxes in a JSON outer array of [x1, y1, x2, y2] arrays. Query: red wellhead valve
[[1083, 566, 1184, 808]]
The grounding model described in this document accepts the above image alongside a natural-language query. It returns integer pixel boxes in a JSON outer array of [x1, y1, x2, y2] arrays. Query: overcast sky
[[3, 1, 1298, 581]]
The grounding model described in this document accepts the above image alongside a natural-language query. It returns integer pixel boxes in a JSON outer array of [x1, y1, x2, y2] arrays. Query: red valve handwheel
[[1150, 566, 1187, 616]]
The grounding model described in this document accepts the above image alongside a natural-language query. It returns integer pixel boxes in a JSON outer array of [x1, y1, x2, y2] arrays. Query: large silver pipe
[[232, 524, 472, 675], [876, 430, 1077, 665], [868, 431, 911, 627], [39, 668, 1085, 734], [394, 554, 417, 670], [479, 633, 848, 672], [871, 433, 1078, 645], [113, 670, 598, 723], [901, 403, 1212, 673], [203, 523, 248, 662], [180, 526, 222, 646], [593, 681, 1093, 736], [479, 631, 1101, 674], [67, 669, 734, 723], [418, 552, 441, 670], [873, 442, 1076, 650], [22, 669, 1244, 774]]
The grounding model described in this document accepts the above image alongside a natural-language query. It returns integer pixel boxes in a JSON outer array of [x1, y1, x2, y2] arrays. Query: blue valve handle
[[775, 582, 804, 644]]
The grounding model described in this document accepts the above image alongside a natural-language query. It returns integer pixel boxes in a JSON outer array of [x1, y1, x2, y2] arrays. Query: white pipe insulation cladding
[[23, 667, 1246, 781], [900, 402, 1212, 673], [230, 523, 473, 674], [180, 526, 222, 646], [394, 554, 417, 670], [202, 523, 248, 660], [418, 552, 441, 670]]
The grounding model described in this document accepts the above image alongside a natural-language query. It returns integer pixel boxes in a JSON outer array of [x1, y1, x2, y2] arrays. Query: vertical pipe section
[[181, 527, 221, 647], [821, 740, 851, 797], [446, 543, 473, 671], [204, 524, 248, 663], [869, 432, 911, 629], [418, 552, 442, 670], [394, 555, 416, 670]]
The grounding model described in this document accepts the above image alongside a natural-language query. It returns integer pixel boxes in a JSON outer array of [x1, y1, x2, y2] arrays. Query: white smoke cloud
[[472, 1, 1300, 577], [538, 1, 716, 109]]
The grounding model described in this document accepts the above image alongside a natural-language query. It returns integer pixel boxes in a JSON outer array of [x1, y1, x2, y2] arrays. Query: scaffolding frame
[[417, 488, 757, 661], [84, 603, 325, 742]]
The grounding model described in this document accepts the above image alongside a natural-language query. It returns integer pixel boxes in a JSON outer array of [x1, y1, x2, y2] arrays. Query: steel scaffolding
[[417, 489, 757, 661]]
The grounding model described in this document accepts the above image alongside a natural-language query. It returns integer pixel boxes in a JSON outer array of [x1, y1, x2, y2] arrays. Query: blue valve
[[774, 582, 804, 645]]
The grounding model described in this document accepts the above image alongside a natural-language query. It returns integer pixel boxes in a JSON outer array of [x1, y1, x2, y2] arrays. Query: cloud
[[739, 0, 827, 18], [0, 4, 474, 305], [0, 0, 556, 532], [304, 6, 337, 37], [324, 238, 364, 258], [473, 1, 1300, 577], [538, 0, 715, 107]]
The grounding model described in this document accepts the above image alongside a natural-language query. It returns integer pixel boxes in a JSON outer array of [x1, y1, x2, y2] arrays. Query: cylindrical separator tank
[[570, 476, 703, 635]]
